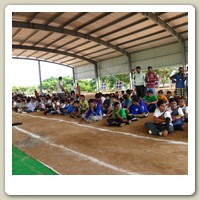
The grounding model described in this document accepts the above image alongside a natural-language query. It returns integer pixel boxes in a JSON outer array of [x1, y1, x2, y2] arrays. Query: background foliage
[[12, 67, 176, 95]]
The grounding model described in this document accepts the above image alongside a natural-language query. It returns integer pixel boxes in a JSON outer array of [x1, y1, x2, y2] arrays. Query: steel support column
[[180, 42, 186, 69], [38, 60, 43, 94], [94, 63, 100, 92], [127, 54, 133, 89], [72, 67, 76, 86]]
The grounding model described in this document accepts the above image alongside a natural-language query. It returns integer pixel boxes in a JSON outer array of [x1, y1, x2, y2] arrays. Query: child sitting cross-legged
[[145, 100, 174, 136], [126, 96, 146, 121], [167, 98, 185, 130], [60, 99, 73, 115], [81, 99, 103, 123], [70, 100, 82, 118], [143, 89, 158, 112], [107, 102, 131, 127], [178, 97, 188, 122]]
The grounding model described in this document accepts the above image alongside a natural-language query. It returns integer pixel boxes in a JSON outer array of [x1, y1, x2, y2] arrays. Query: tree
[[154, 68, 173, 87]]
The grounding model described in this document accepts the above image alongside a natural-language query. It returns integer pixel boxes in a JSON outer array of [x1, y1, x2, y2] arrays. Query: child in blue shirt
[[122, 94, 132, 108], [60, 100, 73, 115], [81, 99, 103, 123]]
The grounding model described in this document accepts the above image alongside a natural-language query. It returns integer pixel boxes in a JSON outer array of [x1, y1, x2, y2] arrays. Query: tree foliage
[[153, 68, 173, 87], [12, 68, 175, 94]]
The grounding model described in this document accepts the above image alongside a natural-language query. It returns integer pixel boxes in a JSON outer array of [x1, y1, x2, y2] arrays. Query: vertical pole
[[38, 60, 43, 94], [180, 41, 186, 69], [72, 67, 76, 86], [127, 54, 133, 89], [94, 62, 99, 92]]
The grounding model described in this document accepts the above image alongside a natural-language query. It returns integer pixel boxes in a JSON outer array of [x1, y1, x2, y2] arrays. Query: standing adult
[[76, 82, 81, 96], [145, 66, 159, 96], [70, 83, 76, 96], [56, 76, 65, 101], [170, 67, 186, 98], [132, 66, 146, 98]]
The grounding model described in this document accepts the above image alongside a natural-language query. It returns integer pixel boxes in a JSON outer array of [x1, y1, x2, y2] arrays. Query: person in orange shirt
[[157, 90, 168, 103]]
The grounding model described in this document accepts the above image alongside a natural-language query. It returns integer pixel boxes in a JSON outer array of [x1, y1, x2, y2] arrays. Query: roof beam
[[12, 45, 97, 65], [29, 12, 40, 22], [60, 12, 88, 28], [74, 12, 112, 31], [141, 12, 185, 43], [125, 35, 172, 50], [33, 32, 54, 46], [20, 30, 38, 45], [75, 44, 101, 54], [12, 56, 73, 68], [13, 29, 22, 40], [172, 22, 188, 29], [64, 41, 91, 52], [98, 17, 149, 39], [165, 13, 188, 23], [12, 21, 129, 56], [56, 38, 80, 50], [45, 35, 68, 48], [16, 50, 27, 57], [155, 12, 166, 16], [46, 12, 65, 25], [117, 30, 167, 46], [53, 55, 67, 62], [108, 24, 158, 43], [87, 13, 137, 35]]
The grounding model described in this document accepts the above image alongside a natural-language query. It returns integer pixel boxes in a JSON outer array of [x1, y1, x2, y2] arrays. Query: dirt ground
[[12, 110, 188, 175]]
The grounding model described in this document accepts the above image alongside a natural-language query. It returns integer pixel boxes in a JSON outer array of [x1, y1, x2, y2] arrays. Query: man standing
[[132, 66, 146, 98], [170, 67, 186, 98], [145, 66, 159, 96], [56, 76, 65, 101]]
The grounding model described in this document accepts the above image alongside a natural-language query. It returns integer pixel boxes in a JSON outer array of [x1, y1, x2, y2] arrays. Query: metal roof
[[12, 12, 188, 67]]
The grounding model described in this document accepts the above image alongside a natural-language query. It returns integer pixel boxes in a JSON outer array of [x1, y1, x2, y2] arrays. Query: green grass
[[12, 146, 58, 175]]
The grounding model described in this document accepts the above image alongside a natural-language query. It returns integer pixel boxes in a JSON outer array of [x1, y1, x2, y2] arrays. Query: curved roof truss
[[12, 12, 188, 68], [12, 21, 129, 56], [12, 44, 97, 65], [141, 12, 185, 43]]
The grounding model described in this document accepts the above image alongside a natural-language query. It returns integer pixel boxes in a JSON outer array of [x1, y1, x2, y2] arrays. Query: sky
[[11, 59, 73, 87]]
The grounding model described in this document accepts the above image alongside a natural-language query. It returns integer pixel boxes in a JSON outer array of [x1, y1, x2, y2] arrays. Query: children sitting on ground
[[70, 100, 82, 118], [102, 94, 111, 114], [24, 98, 36, 113], [178, 98, 188, 122], [166, 91, 174, 100], [95, 93, 103, 106], [157, 90, 168, 103], [167, 98, 185, 130], [81, 99, 103, 123], [60, 99, 74, 115], [107, 102, 131, 127], [138, 98, 149, 116], [145, 100, 174, 136], [126, 96, 146, 120], [79, 95, 89, 114], [18, 99, 28, 113], [122, 94, 132, 109], [143, 89, 158, 112], [44, 97, 61, 115], [107, 95, 121, 116]]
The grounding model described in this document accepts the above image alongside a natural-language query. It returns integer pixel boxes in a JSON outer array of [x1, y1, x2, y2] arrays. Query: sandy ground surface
[[12, 110, 188, 175]]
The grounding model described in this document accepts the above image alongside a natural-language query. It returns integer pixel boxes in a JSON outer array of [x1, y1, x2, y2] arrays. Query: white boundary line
[[13, 113, 188, 146], [36, 159, 61, 175], [13, 126, 140, 175]]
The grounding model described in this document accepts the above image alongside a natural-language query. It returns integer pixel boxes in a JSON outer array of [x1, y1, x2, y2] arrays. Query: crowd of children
[[12, 84, 188, 137], [13, 65, 188, 137]]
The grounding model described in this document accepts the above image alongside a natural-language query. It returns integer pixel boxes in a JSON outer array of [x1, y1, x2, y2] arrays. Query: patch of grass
[[12, 145, 58, 175]]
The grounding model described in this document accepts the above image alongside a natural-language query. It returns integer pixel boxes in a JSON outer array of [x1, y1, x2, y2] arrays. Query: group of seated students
[[12, 88, 188, 136]]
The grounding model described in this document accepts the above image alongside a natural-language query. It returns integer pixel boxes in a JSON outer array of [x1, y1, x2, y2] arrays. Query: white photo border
[[5, 4, 195, 195]]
